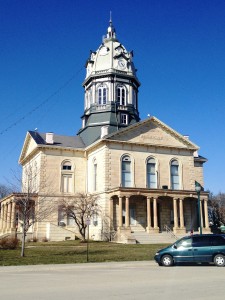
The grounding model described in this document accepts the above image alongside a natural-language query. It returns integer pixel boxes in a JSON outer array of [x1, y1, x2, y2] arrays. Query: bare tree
[[209, 192, 225, 227], [1, 163, 57, 257], [0, 184, 13, 199], [60, 193, 100, 241]]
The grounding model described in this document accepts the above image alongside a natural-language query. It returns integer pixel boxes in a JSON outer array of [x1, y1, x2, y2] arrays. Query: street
[[0, 261, 224, 300]]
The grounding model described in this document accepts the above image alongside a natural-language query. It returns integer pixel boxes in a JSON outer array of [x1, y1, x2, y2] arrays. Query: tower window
[[117, 85, 126, 105], [121, 114, 128, 125], [98, 84, 107, 105]]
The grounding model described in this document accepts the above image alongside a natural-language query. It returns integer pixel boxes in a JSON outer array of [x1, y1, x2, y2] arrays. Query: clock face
[[118, 59, 126, 69]]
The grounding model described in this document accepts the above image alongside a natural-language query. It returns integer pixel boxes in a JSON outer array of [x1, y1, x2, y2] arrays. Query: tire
[[214, 254, 225, 267], [161, 255, 173, 267]]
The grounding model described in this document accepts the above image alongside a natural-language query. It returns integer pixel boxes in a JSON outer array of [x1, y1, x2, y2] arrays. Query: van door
[[173, 237, 194, 262], [192, 236, 212, 262]]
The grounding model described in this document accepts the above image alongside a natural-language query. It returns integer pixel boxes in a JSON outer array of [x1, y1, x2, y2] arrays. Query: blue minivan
[[154, 234, 225, 267]]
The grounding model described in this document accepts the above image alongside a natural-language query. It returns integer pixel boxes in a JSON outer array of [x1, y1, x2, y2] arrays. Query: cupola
[[78, 19, 141, 146]]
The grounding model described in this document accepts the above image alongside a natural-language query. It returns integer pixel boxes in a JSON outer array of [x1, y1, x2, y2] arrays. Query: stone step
[[131, 231, 192, 244]]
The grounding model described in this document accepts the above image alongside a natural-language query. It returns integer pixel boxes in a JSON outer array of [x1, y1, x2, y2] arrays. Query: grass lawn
[[0, 240, 170, 266]]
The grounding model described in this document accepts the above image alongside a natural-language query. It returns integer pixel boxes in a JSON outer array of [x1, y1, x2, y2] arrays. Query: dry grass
[[0, 240, 170, 266]]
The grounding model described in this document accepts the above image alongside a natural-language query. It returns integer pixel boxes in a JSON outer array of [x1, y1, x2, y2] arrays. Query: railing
[[164, 225, 179, 240]]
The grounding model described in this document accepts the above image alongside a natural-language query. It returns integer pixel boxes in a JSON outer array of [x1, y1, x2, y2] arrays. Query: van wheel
[[161, 255, 173, 267], [214, 254, 225, 267]]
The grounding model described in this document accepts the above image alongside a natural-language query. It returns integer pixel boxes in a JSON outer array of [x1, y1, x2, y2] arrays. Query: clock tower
[[78, 19, 141, 146]]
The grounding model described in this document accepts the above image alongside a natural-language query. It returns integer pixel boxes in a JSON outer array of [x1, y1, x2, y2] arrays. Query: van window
[[210, 236, 225, 246], [192, 236, 211, 247], [176, 237, 192, 248]]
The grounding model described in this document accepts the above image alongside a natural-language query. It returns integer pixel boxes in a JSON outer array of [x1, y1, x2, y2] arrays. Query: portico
[[108, 188, 210, 237]]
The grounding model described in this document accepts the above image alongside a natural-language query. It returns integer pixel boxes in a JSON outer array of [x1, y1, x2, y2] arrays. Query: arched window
[[147, 158, 157, 188], [98, 84, 107, 105], [61, 161, 73, 193], [62, 161, 72, 170], [171, 159, 179, 190], [117, 85, 126, 105], [121, 155, 131, 187]]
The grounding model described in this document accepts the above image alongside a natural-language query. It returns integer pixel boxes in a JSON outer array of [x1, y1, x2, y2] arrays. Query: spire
[[107, 11, 116, 39]]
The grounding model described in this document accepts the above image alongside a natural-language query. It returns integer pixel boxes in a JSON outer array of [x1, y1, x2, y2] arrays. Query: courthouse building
[[0, 21, 210, 242]]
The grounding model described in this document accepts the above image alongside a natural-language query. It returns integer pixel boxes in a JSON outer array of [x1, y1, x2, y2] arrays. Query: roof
[[29, 131, 85, 149]]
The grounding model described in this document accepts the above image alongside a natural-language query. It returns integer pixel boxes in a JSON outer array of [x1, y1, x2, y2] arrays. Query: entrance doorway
[[130, 206, 136, 225]]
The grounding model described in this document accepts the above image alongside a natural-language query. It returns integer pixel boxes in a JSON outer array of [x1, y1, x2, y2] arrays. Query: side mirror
[[173, 244, 177, 249]]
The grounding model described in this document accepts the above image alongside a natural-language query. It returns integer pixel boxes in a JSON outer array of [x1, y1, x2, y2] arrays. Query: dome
[[84, 22, 137, 81]]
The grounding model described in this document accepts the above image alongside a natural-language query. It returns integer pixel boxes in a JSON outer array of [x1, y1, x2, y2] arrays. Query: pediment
[[19, 132, 38, 164], [106, 117, 198, 150]]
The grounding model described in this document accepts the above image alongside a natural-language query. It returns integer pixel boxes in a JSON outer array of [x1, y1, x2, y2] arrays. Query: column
[[11, 202, 16, 230], [204, 199, 209, 229], [0, 203, 4, 231], [153, 198, 158, 229], [179, 198, 184, 228], [173, 198, 178, 229], [109, 198, 114, 228], [147, 197, 152, 230], [3, 203, 8, 232], [125, 197, 130, 227], [7, 202, 12, 231], [118, 196, 123, 228]]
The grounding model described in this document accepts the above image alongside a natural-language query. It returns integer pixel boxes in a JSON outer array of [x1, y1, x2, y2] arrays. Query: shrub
[[42, 237, 48, 242], [0, 237, 19, 250], [32, 237, 38, 242]]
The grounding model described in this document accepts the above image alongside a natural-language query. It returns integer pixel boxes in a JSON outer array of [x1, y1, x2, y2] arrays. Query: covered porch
[[107, 188, 210, 239]]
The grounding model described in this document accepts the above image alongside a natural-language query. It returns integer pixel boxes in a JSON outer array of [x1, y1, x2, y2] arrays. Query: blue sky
[[0, 0, 225, 194]]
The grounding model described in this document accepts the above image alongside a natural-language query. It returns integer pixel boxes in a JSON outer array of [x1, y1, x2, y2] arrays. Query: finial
[[109, 11, 112, 25], [107, 11, 116, 39]]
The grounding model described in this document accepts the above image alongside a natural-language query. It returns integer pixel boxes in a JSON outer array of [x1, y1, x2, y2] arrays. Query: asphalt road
[[0, 261, 224, 300]]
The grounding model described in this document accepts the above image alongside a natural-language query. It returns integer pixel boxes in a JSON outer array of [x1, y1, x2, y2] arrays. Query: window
[[121, 114, 128, 125], [62, 161, 72, 170], [176, 237, 192, 248], [171, 159, 179, 190], [117, 85, 126, 105], [147, 158, 157, 188], [192, 236, 211, 247], [98, 84, 107, 104], [122, 155, 131, 187], [67, 214, 75, 226], [93, 161, 97, 191], [62, 175, 72, 193], [132, 90, 137, 108], [210, 236, 225, 246], [61, 161, 73, 193], [58, 206, 66, 226]]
